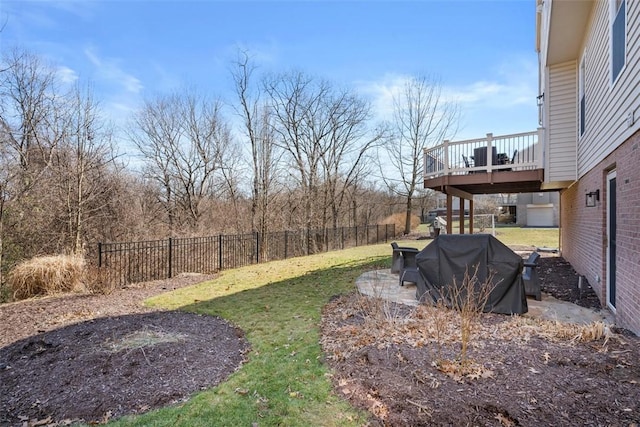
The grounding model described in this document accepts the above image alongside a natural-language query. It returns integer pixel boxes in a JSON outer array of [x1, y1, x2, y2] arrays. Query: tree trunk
[[404, 196, 413, 235]]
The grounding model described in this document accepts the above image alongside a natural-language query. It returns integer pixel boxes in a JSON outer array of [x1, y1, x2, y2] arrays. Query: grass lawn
[[418, 223, 559, 250], [108, 228, 558, 426], [493, 226, 559, 248]]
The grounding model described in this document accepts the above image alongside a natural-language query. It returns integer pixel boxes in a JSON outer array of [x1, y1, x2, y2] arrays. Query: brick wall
[[560, 129, 640, 335]]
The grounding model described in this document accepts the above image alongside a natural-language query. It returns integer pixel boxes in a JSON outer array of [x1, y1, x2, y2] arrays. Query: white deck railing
[[424, 129, 543, 178]]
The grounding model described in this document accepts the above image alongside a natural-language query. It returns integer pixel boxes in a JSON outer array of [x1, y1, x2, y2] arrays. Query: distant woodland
[[0, 48, 459, 279]]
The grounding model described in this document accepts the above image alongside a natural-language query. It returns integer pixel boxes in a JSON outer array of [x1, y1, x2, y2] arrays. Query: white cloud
[[56, 65, 79, 84], [84, 47, 143, 94], [357, 56, 538, 139], [48, 1, 98, 20], [443, 79, 534, 109], [356, 73, 412, 121]]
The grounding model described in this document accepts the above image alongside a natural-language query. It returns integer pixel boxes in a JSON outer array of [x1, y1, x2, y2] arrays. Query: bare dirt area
[[0, 274, 250, 426], [321, 254, 640, 426]]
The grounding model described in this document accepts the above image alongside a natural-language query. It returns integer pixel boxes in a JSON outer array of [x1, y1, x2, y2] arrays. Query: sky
[[0, 0, 540, 157]]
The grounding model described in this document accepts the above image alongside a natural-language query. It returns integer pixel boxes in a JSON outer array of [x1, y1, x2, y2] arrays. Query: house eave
[[541, 180, 576, 191], [545, 0, 594, 65]]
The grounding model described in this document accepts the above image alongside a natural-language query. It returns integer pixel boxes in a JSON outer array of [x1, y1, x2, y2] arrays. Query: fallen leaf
[[495, 413, 515, 427], [31, 417, 53, 427]]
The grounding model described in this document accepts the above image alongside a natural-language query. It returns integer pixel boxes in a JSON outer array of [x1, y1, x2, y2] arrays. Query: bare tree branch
[[378, 75, 460, 234]]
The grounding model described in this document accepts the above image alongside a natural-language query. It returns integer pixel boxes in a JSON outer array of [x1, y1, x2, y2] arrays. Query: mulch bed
[[0, 274, 250, 426], [320, 254, 640, 426]]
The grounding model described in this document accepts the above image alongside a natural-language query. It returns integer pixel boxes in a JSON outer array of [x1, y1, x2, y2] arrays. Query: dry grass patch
[[322, 293, 613, 366], [102, 327, 186, 353], [8, 255, 85, 300], [381, 212, 420, 236], [507, 316, 612, 345]]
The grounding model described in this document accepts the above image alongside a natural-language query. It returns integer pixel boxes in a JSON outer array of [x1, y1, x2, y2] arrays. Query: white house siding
[[546, 61, 578, 182], [578, 0, 640, 176]]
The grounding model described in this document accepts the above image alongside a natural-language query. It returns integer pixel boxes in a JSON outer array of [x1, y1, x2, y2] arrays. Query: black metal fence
[[97, 224, 396, 287]]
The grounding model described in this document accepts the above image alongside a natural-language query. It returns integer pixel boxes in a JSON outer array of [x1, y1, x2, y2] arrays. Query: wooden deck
[[423, 130, 544, 195]]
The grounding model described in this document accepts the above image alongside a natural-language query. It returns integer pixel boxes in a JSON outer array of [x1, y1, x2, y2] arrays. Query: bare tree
[[52, 83, 119, 255], [265, 71, 382, 235], [231, 51, 282, 246], [380, 76, 459, 234], [0, 49, 65, 186], [129, 94, 180, 232], [319, 90, 385, 229], [130, 90, 232, 235], [264, 71, 327, 231], [0, 49, 66, 282]]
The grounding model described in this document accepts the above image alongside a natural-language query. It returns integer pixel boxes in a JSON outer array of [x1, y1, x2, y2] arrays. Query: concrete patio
[[356, 269, 614, 325]]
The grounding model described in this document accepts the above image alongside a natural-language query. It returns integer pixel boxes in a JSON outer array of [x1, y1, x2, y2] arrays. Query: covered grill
[[415, 234, 528, 315]]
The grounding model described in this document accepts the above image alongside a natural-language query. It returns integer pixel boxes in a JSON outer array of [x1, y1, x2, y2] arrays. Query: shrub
[[381, 212, 421, 236], [8, 255, 85, 300]]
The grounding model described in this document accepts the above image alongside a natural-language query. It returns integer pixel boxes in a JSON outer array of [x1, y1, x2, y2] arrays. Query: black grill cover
[[415, 234, 528, 315]]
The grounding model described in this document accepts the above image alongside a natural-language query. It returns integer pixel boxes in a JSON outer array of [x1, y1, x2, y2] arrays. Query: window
[[611, 0, 626, 83], [579, 55, 586, 136]]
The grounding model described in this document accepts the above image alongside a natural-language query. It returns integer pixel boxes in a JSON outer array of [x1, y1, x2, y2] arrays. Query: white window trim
[[610, 0, 627, 85]]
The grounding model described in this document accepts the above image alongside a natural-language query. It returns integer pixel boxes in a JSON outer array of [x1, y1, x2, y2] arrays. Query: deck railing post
[[443, 139, 450, 175], [486, 133, 493, 172]]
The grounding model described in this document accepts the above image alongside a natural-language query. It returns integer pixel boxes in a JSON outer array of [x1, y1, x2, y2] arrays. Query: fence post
[[255, 231, 260, 264], [307, 228, 310, 255], [218, 234, 223, 271], [168, 237, 173, 279], [376, 224, 380, 243], [98, 242, 102, 268], [355, 226, 358, 246], [284, 230, 288, 259]]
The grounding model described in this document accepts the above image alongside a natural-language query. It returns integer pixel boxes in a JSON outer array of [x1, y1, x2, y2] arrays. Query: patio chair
[[390, 242, 418, 274], [523, 252, 541, 300], [511, 149, 518, 164], [398, 248, 421, 287], [398, 249, 438, 303]]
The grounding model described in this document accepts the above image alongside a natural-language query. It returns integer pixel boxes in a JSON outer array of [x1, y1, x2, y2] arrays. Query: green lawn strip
[[109, 244, 396, 426], [493, 226, 559, 248], [106, 229, 554, 426], [428, 223, 558, 249]]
